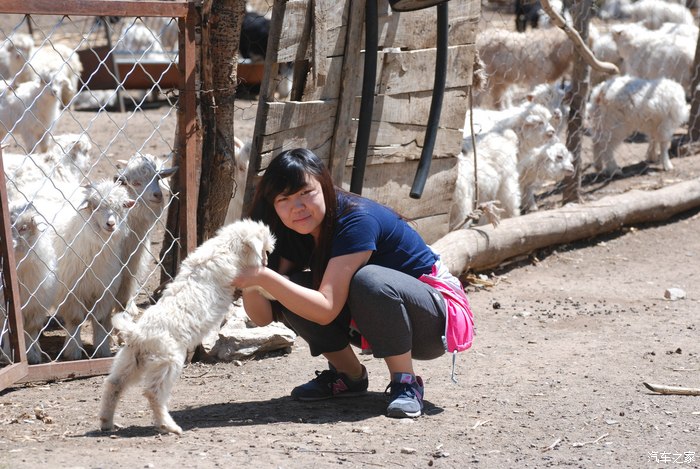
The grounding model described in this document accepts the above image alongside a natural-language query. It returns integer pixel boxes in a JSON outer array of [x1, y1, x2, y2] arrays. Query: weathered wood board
[[247, 0, 480, 242]]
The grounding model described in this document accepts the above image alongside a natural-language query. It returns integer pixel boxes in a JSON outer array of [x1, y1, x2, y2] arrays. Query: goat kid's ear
[[123, 199, 136, 209], [116, 159, 129, 170], [77, 199, 91, 212], [158, 166, 178, 179]]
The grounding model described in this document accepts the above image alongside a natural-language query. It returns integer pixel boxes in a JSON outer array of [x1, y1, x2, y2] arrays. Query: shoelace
[[384, 382, 417, 400], [312, 369, 338, 386]]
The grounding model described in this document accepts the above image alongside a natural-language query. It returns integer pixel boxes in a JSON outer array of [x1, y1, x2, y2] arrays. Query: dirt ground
[[1, 98, 700, 468]]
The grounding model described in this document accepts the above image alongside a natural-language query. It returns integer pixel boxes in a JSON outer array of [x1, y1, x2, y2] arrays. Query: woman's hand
[[231, 265, 268, 291]]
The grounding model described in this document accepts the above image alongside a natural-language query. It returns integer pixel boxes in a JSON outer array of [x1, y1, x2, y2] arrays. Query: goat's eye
[[556, 155, 563, 161], [18, 224, 28, 233], [133, 182, 142, 187]]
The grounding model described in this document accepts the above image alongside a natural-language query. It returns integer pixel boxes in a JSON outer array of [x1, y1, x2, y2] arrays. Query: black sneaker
[[291, 365, 369, 401], [385, 373, 424, 418]]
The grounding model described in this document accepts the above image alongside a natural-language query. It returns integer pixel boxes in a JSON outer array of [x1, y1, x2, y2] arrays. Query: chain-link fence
[[458, 0, 700, 232], [0, 2, 197, 381]]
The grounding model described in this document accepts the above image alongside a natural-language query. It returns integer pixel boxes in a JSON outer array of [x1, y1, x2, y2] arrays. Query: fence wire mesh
[[0, 12, 182, 366], [457, 0, 700, 230]]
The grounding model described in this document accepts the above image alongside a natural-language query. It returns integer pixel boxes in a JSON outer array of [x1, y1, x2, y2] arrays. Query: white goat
[[589, 75, 688, 176], [454, 102, 561, 229], [224, 136, 252, 224], [15, 42, 84, 107], [620, 0, 695, 30], [0, 203, 58, 364], [0, 74, 67, 152], [611, 23, 696, 90], [113, 154, 178, 315], [466, 102, 560, 142], [476, 27, 575, 109], [518, 141, 574, 213], [51, 180, 135, 361], [4, 133, 92, 187], [99, 219, 275, 435], [450, 130, 521, 230], [0, 33, 34, 82]]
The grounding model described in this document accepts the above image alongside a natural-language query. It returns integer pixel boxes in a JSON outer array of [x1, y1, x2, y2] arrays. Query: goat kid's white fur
[[99, 219, 275, 435]]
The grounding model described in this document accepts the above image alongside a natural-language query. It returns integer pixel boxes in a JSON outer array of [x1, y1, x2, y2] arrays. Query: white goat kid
[[450, 130, 522, 230], [0, 33, 34, 82], [15, 42, 84, 108], [0, 203, 57, 364], [518, 141, 575, 213], [52, 180, 135, 360], [589, 75, 688, 176], [113, 154, 177, 315], [0, 74, 67, 152], [98, 219, 275, 435]]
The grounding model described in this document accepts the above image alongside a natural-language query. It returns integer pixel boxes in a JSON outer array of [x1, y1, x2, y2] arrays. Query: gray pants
[[273, 264, 446, 360]]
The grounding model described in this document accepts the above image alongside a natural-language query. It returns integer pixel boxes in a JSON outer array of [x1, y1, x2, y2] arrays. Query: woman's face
[[273, 174, 326, 241]]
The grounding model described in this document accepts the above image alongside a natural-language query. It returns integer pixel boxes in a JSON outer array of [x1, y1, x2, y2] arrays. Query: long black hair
[[248, 148, 338, 288]]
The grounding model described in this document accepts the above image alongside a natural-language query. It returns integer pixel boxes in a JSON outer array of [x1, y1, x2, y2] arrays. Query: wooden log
[[432, 178, 700, 275]]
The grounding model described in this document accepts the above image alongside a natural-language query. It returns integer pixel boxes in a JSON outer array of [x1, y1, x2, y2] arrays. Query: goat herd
[[456, 0, 696, 228], [1, 1, 698, 365], [0, 17, 183, 365]]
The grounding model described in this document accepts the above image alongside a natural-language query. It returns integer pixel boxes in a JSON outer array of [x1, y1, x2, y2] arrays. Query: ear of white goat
[[157, 166, 178, 179]]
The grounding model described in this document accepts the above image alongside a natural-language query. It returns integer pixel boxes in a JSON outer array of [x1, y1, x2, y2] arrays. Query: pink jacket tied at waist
[[419, 260, 475, 353]]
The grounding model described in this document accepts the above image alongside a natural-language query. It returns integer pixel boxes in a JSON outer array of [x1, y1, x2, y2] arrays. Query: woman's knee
[[349, 265, 393, 300]]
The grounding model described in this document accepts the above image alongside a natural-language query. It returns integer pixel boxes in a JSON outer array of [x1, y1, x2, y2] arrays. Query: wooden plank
[[262, 100, 337, 135], [411, 213, 450, 245], [358, 88, 468, 129], [258, 120, 335, 165], [0, 0, 189, 17], [377, 45, 476, 95], [376, 0, 480, 49], [0, 146, 27, 370], [329, 0, 365, 185], [345, 122, 463, 158], [0, 363, 28, 392], [276, 0, 347, 62], [301, 53, 343, 100], [312, 0, 330, 86], [18, 358, 114, 383], [341, 156, 456, 243], [180, 3, 198, 256]]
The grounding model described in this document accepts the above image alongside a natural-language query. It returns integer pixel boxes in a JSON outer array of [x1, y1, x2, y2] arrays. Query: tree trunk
[[432, 178, 700, 276], [198, 0, 246, 244]]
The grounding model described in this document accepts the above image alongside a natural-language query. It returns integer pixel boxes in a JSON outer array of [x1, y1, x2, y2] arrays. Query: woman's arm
[[233, 250, 372, 325]]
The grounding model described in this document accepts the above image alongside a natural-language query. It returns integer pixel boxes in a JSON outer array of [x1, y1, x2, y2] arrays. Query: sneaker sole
[[386, 408, 422, 418], [293, 390, 368, 402]]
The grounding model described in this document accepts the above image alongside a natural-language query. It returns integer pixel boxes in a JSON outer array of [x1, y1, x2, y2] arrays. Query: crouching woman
[[232, 148, 474, 418]]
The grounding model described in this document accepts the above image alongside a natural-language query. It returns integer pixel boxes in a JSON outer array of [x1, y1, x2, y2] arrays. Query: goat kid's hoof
[[158, 423, 183, 435], [100, 421, 123, 432]]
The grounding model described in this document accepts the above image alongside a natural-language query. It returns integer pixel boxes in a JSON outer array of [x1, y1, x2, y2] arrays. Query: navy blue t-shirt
[[331, 192, 438, 278]]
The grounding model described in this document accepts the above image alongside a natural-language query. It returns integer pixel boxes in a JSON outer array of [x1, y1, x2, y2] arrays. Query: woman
[[232, 148, 473, 418]]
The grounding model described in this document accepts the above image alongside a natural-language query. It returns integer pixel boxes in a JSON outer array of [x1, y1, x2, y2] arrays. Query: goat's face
[[79, 182, 135, 239], [9, 203, 41, 259], [116, 155, 177, 208], [521, 113, 557, 148], [544, 143, 575, 179], [233, 221, 276, 268]]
